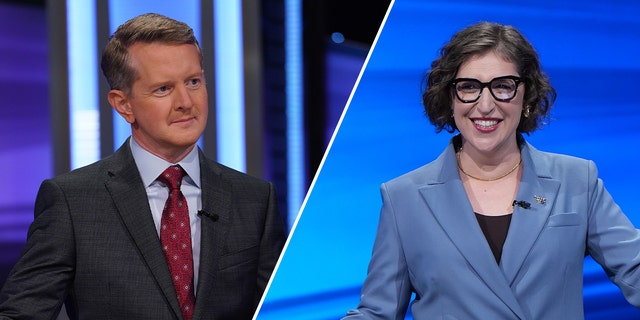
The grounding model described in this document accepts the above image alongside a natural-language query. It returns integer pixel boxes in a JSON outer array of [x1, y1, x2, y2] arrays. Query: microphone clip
[[512, 200, 531, 209], [197, 210, 219, 221]]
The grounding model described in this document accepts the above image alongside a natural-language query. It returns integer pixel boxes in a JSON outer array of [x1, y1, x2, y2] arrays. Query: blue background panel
[[0, 2, 51, 284], [259, 0, 640, 319]]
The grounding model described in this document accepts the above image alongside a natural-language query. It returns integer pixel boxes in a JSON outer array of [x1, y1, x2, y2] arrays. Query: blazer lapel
[[103, 142, 183, 319], [418, 143, 527, 319], [193, 152, 233, 317], [500, 143, 561, 285]]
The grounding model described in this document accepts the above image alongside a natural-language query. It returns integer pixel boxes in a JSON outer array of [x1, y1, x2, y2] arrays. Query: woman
[[343, 22, 640, 319]]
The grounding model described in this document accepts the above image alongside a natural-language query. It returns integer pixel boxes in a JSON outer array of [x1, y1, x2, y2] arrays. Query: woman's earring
[[523, 106, 531, 118]]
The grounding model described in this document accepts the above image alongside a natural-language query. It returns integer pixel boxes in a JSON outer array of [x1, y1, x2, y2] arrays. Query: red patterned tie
[[158, 165, 195, 320]]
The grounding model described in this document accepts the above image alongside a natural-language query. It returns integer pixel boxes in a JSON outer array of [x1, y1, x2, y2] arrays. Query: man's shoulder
[[47, 148, 130, 186], [200, 156, 271, 187]]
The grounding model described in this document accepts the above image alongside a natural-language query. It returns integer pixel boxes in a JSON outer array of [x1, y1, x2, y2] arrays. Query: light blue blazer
[[345, 138, 640, 320]]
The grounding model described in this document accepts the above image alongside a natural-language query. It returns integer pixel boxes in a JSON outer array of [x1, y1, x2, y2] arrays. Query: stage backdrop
[[258, 0, 640, 319], [0, 2, 51, 288]]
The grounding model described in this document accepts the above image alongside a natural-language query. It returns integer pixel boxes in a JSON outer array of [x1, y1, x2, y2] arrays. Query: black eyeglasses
[[451, 76, 523, 103]]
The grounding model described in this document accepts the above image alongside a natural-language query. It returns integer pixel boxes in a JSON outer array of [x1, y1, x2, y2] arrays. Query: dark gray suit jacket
[[0, 141, 286, 319]]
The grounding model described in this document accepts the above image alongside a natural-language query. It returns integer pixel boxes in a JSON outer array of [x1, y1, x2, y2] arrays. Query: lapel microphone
[[197, 210, 219, 221], [512, 200, 531, 209]]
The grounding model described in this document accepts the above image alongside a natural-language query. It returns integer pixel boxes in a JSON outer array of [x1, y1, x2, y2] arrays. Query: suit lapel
[[500, 143, 560, 285], [193, 152, 233, 317], [418, 142, 527, 319], [103, 142, 183, 319]]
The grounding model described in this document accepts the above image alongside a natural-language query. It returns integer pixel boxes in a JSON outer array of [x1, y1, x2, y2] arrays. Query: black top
[[475, 213, 512, 264]]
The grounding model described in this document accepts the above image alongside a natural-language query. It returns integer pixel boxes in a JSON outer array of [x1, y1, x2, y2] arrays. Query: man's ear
[[108, 90, 135, 124]]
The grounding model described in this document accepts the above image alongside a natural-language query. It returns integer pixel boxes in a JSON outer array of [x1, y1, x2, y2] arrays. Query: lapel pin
[[534, 195, 546, 205]]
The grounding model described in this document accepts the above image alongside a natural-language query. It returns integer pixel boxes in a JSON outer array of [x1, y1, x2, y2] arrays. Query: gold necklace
[[456, 151, 522, 182]]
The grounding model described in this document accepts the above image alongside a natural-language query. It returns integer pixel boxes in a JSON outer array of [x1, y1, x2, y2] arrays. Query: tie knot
[[157, 165, 186, 190]]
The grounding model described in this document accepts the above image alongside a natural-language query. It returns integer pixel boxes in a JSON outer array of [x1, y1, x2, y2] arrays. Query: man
[[0, 13, 286, 320]]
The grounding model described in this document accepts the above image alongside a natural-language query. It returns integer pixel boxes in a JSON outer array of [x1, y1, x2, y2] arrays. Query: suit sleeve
[[343, 183, 413, 320], [585, 160, 640, 306], [255, 182, 286, 303], [0, 179, 75, 319]]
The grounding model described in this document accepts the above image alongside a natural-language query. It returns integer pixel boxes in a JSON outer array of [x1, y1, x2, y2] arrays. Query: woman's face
[[452, 51, 525, 156]]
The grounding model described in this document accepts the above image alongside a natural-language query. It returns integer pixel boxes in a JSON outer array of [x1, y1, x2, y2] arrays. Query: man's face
[[113, 42, 208, 162]]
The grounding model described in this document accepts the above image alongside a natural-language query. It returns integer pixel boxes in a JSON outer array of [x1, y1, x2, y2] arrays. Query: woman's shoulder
[[384, 145, 454, 189], [525, 142, 592, 166], [523, 142, 597, 179]]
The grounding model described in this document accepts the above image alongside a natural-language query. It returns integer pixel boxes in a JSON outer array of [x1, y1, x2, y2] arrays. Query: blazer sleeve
[[585, 160, 640, 306], [343, 183, 413, 320], [0, 179, 74, 319], [255, 182, 286, 304]]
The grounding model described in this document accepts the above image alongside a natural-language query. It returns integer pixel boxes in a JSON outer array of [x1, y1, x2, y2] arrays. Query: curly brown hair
[[422, 22, 556, 133], [100, 13, 203, 94]]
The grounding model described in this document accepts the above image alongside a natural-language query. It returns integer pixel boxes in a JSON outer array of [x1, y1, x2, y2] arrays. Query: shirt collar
[[129, 137, 201, 188]]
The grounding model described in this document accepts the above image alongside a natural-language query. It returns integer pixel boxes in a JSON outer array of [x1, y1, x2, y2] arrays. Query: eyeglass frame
[[450, 75, 523, 103]]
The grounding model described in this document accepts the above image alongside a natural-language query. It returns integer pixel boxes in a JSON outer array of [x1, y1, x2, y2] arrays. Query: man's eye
[[187, 79, 201, 88]]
